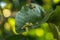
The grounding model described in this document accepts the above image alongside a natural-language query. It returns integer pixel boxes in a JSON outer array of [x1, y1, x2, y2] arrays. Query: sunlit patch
[[40, 23, 49, 28], [4, 22, 11, 31], [40, 23, 50, 32], [0, 2, 6, 8], [8, 18, 18, 35], [3, 9, 11, 18], [45, 33, 54, 40], [59, 32, 60, 36], [35, 28, 44, 37], [22, 32, 28, 36], [8, 18, 15, 26], [53, 0, 59, 4], [5, 3, 12, 9], [28, 29, 36, 37]]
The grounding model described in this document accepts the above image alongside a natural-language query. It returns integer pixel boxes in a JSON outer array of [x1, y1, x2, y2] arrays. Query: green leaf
[[15, 3, 46, 33]]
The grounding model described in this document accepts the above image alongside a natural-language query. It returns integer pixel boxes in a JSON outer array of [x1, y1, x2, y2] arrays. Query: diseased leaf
[[15, 3, 46, 33]]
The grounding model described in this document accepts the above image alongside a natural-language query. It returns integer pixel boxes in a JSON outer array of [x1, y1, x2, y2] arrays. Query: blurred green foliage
[[0, 0, 60, 40]]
